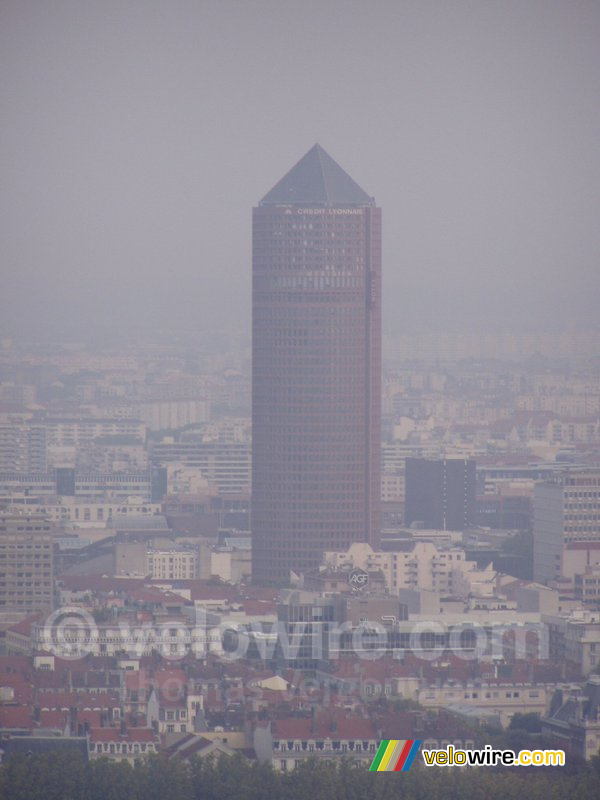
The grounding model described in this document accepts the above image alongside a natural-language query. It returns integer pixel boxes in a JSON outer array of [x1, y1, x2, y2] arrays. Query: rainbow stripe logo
[[369, 739, 422, 772]]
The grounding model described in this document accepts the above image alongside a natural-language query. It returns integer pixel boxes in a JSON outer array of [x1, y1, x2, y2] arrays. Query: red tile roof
[[130, 587, 188, 604], [77, 709, 103, 728], [38, 710, 69, 729], [7, 614, 43, 637], [243, 600, 277, 615], [273, 718, 312, 739], [37, 691, 120, 709], [89, 727, 158, 743], [154, 668, 186, 694], [0, 705, 33, 729], [242, 586, 279, 602], [273, 712, 377, 741], [189, 584, 238, 602], [0, 680, 34, 706], [566, 541, 600, 550], [0, 656, 31, 675]]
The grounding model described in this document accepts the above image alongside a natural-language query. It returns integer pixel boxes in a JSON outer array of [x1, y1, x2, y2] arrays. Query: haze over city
[[2, 2, 600, 795], [2, 0, 599, 341]]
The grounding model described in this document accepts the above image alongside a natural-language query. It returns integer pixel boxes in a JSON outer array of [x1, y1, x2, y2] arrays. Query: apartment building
[[323, 541, 495, 597], [0, 514, 54, 614], [534, 470, 600, 584]]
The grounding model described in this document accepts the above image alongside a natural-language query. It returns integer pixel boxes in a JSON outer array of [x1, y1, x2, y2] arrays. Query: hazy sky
[[1, 0, 599, 342]]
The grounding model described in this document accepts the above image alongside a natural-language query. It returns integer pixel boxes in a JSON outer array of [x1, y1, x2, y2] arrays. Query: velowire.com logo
[[369, 739, 422, 771]]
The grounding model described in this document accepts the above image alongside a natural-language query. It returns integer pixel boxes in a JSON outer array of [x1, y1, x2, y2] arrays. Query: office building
[[252, 144, 381, 583], [404, 458, 476, 531], [534, 469, 600, 584], [0, 469, 155, 503], [151, 440, 250, 496]]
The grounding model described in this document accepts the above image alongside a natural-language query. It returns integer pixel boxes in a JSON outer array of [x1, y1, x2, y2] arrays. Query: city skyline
[[1, 1, 600, 784]]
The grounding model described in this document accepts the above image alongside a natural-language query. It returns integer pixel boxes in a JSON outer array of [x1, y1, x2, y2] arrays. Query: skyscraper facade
[[252, 145, 381, 584]]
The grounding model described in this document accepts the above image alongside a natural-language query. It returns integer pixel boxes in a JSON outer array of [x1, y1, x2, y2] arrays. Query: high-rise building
[[0, 514, 54, 615], [404, 458, 476, 531], [534, 469, 600, 584], [252, 144, 381, 584]]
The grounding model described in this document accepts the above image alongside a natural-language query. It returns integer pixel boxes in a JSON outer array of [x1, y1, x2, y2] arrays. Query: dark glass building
[[404, 458, 477, 531], [55, 466, 75, 496], [252, 144, 381, 584]]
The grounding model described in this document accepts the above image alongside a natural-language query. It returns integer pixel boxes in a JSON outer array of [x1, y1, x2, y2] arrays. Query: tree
[[1, 749, 600, 800], [509, 712, 542, 733]]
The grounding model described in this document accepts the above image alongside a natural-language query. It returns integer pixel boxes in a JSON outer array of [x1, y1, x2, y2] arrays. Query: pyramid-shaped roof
[[260, 144, 374, 207]]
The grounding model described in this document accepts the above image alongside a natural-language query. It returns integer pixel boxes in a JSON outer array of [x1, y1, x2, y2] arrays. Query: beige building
[[115, 538, 216, 581], [135, 400, 209, 431], [574, 565, 600, 606], [416, 682, 550, 727], [147, 547, 199, 580], [33, 498, 162, 527], [323, 541, 495, 597], [88, 727, 160, 763], [545, 610, 600, 676], [211, 547, 251, 583]]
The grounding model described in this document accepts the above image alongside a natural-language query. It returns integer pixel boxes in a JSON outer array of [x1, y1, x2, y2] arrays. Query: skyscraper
[[252, 144, 381, 584]]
